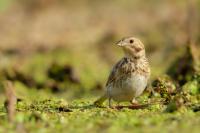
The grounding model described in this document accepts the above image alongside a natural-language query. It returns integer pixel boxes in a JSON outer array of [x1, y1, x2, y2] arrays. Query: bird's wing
[[106, 57, 134, 86]]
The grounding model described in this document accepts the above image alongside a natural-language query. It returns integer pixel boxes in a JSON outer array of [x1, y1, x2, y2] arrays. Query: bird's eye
[[130, 39, 134, 43]]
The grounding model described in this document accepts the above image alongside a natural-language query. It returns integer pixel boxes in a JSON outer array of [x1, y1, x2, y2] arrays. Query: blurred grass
[[0, 0, 12, 11]]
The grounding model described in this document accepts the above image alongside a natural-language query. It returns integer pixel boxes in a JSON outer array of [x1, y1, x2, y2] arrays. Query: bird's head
[[116, 37, 145, 59]]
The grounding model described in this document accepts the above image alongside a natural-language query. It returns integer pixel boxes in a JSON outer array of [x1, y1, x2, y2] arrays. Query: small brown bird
[[94, 37, 150, 108]]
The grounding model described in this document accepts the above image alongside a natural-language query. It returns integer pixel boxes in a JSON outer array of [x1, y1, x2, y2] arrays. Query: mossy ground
[[1, 97, 200, 133]]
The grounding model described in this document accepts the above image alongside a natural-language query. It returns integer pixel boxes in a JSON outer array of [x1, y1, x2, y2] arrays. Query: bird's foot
[[130, 99, 139, 105], [129, 100, 149, 109], [109, 104, 149, 110]]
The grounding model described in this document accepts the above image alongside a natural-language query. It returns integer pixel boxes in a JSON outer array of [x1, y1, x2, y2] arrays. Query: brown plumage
[[94, 37, 150, 107]]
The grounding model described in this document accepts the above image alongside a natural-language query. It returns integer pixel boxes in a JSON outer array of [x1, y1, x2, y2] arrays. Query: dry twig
[[4, 81, 17, 122]]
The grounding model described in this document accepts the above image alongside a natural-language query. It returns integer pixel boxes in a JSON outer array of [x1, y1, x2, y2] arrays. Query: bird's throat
[[125, 54, 146, 63]]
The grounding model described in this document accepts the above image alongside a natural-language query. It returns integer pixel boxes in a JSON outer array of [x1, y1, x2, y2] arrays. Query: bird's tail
[[94, 94, 107, 107]]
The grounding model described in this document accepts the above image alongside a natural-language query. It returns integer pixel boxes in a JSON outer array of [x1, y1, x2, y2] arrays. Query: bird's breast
[[109, 73, 148, 102], [126, 73, 148, 89]]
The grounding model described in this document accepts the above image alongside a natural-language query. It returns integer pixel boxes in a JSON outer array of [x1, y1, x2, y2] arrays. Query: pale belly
[[107, 74, 148, 102]]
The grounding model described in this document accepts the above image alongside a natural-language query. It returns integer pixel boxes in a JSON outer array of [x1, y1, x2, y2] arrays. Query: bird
[[94, 37, 150, 108]]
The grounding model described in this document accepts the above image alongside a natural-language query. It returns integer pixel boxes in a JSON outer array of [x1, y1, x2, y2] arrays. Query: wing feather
[[106, 57, 134, 86]]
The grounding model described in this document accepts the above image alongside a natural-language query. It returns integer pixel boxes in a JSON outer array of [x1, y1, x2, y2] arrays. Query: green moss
[[183, 80, 200, 95], [1, 98, 200, 133]]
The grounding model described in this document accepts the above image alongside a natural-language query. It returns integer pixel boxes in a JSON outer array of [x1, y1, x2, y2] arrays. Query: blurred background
[[0, 1, 200, 132], [0, 0, 199, 101]]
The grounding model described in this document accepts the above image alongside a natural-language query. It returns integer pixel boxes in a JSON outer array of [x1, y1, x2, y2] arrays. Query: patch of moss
[[17, 99, 71, 113], [152, 75, 177, 102]]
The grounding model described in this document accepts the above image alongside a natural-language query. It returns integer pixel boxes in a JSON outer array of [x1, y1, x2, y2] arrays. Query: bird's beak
[[116, 40, 123, 46]]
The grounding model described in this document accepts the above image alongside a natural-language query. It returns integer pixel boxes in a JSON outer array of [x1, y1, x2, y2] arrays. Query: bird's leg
[[108, 97, 112, 108]]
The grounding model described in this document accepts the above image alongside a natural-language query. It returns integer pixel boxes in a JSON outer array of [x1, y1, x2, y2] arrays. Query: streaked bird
[[94, 37, 150, 108]]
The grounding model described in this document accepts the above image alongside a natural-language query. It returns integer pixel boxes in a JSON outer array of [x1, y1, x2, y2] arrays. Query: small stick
[[4, 81, 17, 122], [185, 0, 196, 46]]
